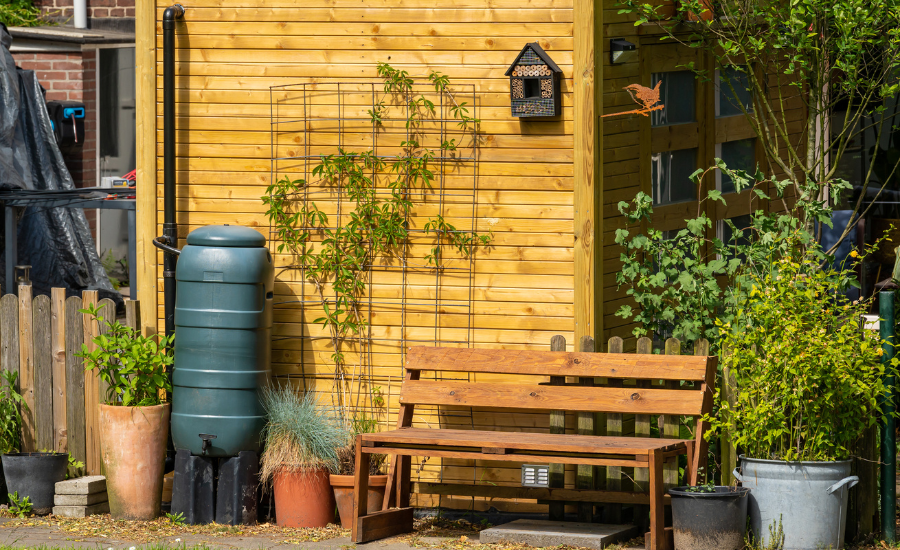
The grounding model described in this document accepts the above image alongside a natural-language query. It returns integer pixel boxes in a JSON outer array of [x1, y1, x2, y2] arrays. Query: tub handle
[[826, 475, 859, 495], [732, 468, 743, 482]]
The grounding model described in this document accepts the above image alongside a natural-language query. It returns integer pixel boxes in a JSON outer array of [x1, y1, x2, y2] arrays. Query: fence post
[[661, 338, 681, 490], [65, 295, 85, 476], [81, 290, 100, 475], [51, 288, 67, 453], [33, 294, 52, 451], [603, 336, 623, 524], [18, 284, 35, 452], [548, 334, 566, 521], [576, 335, 595, 523], [632, 336, 653, 532]]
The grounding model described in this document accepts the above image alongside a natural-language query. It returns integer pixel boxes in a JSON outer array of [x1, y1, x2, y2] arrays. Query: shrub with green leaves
[[259, 386, 351, 483], [707, 235, 894, 462], [0, 371, 25, 454], [614, 160, 848, 353], [77, 304, 173, 407]]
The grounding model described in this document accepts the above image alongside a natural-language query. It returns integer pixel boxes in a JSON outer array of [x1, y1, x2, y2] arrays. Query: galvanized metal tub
[[734, 456, 858, 550]]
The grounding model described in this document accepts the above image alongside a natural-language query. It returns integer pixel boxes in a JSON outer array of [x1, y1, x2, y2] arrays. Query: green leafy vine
[[263, 63, 491, 380]]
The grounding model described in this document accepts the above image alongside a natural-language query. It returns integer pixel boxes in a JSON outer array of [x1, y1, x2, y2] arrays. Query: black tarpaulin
[[0, 23, 116, 300]]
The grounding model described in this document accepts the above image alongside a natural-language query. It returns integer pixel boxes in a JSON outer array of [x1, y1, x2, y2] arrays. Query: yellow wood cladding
[[146, 0, 581, 505]]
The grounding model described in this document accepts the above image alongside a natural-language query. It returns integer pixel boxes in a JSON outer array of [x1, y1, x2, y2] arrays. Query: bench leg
[[684, 441, 696, 486], [382, 455, 397, 510], [351, 440, 370, 543], [648, 448, 665, 550]]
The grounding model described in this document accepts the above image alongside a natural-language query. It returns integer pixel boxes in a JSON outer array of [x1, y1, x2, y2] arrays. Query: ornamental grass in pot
[[78, 304, 173, 520], [709, 230, 894, 550], [330, 413, 387, 529], [260, 386, 350, 528]]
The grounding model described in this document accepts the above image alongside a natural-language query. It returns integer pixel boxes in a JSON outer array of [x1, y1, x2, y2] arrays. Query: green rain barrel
[[172, 225, 274, 457]]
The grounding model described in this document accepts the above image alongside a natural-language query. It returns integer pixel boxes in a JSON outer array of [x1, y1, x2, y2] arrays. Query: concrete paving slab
[[55, 475, 106, 495], [51, 501, 111, 518], [54, 491, 109, 506], [480, 519, 640, 550]]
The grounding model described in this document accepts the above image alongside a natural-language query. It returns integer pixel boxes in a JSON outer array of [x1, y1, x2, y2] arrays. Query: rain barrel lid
[[186, 225, 266, 248]]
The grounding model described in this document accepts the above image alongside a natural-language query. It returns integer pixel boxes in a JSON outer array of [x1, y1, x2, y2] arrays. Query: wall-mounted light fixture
[[610, 38, 636, 65]]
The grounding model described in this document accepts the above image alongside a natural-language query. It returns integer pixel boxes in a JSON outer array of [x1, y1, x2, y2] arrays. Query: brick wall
[[31, 0, 134, 30], [12, 50, 98, 234]]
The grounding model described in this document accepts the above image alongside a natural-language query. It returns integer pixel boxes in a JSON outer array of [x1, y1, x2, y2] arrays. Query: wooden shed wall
[[145, 0, 581, 511]]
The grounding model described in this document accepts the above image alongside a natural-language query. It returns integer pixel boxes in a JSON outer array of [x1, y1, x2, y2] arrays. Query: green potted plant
[[78, 303, 173, 520], [330, 412, 387, 529], [259, 386, 350, 528], [710, 233, 892, 550], [0, 371, 65, 516]]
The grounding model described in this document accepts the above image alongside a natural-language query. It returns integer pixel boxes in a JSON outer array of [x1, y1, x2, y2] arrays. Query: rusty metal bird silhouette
[[602, 80, 665, 118]]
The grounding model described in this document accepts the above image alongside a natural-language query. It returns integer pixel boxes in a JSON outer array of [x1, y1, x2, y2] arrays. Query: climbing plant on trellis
[[264, 64, 489, 421]]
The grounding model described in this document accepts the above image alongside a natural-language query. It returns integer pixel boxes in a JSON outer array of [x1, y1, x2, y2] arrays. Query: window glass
[[716, 138, 756, 194], [717, 67, 753, 118], [99, 47, 136, 179], [651, 148, 697, 206], [651, 71, 695, 127]]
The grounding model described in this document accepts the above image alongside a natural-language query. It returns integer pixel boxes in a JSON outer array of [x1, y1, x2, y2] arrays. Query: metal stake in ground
[[880, 289, 896, 544]]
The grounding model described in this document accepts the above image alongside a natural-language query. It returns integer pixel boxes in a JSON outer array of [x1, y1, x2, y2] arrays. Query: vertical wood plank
[[51, 288, 67, 453], [692, 339, 710, 485], [548, 334, 566, 521], [633, 336, 653, 531], [576, 335, 594, 523], [65, 296, 86, 476], [97, 298, 116, 406], [0, 294, 18, 453], [662, 338, 681, 489], [125, 300, 141, 331], [135, 0, 158, 335], [18, 284, 35, 452], [573, 0, 602, 346], [603, 336, 623, 524], [81, 290, 100, 475], [33, 294, 53, 451], [0, 294, 19, 379]]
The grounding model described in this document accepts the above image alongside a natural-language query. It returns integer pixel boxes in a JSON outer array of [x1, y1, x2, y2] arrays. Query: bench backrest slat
[[406, 346, 713, 382], [399, 380, 708, 416], [402, 346, 716, 417]]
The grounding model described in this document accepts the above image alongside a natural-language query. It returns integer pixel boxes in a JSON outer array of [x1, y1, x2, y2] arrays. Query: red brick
[[125, 8, 134, 16], [44, 91, 67, 101], [109, 8, 124, 16], [68, 91, 83, 101], [52, 81, 82, 90], [92, 7, 108, 16], [37, 71, 68, 81], [52, 61, 82, 70], [18, 61, 54, 71]]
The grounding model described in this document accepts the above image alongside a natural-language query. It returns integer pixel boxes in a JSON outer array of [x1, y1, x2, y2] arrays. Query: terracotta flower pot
[[273, 467, 335, 528], [330, 474, 387, 529], [99, 403, 170, 520]]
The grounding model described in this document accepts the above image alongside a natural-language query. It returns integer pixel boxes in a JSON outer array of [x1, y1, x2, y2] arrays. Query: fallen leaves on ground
[[0, 514, 347, 544]]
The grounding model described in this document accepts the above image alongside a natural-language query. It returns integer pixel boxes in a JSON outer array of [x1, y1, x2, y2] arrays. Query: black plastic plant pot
[[1, 452, 68, 514], [669, 486, 750, 550]]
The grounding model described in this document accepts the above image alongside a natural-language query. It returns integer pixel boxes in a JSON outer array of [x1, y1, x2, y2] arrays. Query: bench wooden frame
[[351, 346, 717, 548]]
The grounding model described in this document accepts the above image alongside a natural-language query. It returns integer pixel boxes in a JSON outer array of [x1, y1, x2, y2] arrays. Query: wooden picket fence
[[0, 286, 141, 476]]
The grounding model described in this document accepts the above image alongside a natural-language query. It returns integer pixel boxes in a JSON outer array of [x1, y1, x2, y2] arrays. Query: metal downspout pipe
[[155, 4, 185, 339]]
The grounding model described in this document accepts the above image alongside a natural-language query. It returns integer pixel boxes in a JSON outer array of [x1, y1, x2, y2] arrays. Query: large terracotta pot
[[273, 467, 335, 528], [99, 403, 170, 520], [330, 474, 387, 529]]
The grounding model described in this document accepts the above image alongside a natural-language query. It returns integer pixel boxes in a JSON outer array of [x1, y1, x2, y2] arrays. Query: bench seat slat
[[407, 347, 714, 381], [399, 380, 706, 416], [361, 427, 690, 455]]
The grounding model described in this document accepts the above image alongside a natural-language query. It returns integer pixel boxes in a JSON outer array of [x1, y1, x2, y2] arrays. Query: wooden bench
[[350, 346, 717, 548]]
